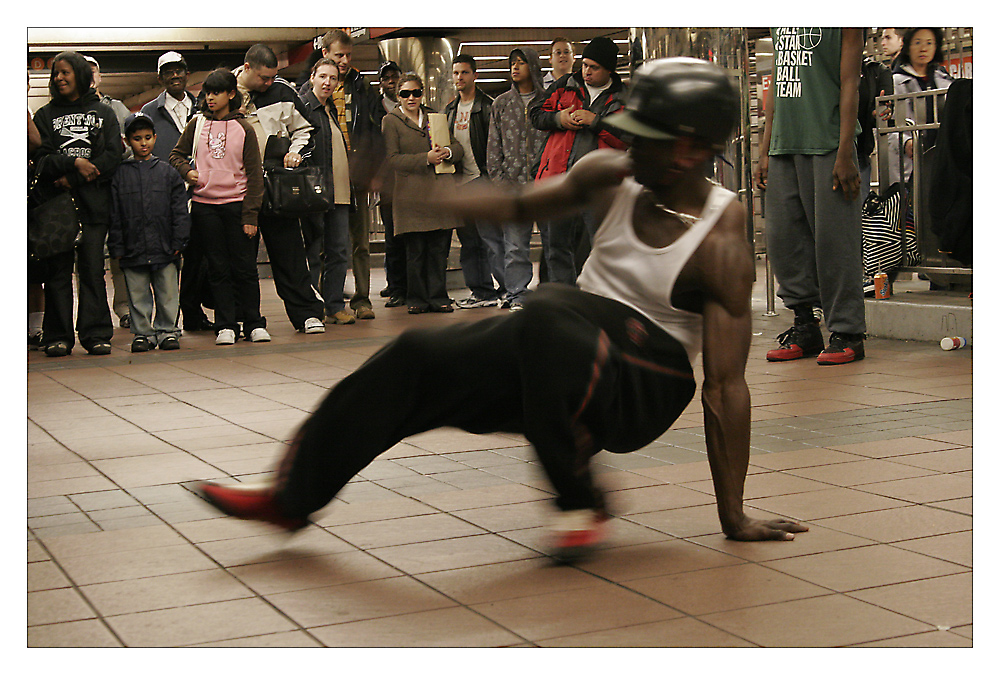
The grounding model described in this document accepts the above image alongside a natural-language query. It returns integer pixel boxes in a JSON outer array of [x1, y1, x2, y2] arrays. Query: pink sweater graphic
[[192, 119, 248, 205]]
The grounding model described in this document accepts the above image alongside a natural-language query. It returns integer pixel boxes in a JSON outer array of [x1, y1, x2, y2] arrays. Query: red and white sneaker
[[196, 481, 309, 532], [548, 509, 610, 563]]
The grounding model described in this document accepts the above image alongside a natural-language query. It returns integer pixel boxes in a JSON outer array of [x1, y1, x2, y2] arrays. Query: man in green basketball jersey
[[756, 28, 867, 365]]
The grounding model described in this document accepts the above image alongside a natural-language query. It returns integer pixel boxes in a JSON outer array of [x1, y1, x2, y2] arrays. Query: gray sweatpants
[[765, 151, 866, 335]]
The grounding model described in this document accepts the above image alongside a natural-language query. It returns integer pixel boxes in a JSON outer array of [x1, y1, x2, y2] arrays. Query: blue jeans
[[320, 204, 351, 316], [479, 220, 533, 303], [456, 221, 501, 300], [122, 262, 181, 345]]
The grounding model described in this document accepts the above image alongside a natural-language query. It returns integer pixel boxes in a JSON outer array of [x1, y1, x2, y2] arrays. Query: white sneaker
[[303, 317, 325, 334], [249, 327, 271, 342], [215, 329, 236, 345]]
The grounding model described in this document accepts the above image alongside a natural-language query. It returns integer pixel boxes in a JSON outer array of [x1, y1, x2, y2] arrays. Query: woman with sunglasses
[[381, 73, 464, 313]]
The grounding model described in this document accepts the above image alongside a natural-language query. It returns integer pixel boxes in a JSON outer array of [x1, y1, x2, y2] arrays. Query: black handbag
[[262, 135, 332, 216], [28, 174, 81, 261], [264, 165, 333, 216]]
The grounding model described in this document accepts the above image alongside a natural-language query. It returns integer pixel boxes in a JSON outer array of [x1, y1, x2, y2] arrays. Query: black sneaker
[[44, 342, 71, 358], [86, 342, 112, 356], [159, 336, 180, 351], [766, 321, 825, 361], [817, 332, 865, 365], [119, 313, 131, 328], [131, 336, 153, 353]]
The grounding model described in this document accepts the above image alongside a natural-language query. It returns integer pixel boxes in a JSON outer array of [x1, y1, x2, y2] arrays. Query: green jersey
[[769, 27, 860, 155]]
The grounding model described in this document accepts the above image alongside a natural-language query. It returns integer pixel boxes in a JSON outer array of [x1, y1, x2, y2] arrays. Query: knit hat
[[582, 37, 619, 73]]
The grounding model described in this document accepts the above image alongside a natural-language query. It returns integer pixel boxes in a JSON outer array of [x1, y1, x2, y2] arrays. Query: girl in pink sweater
[[170, 69, 268, 345]]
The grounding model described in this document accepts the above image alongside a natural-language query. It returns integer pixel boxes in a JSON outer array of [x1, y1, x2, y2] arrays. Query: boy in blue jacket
[[108, 114, 192, 352]]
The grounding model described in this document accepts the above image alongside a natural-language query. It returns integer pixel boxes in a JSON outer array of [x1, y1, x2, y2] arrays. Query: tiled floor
[[26, 265, 973, 648]]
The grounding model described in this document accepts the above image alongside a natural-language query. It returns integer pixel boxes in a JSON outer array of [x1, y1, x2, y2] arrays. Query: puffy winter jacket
[[528, 71, 628, 181], [108, 156, 191, 268]]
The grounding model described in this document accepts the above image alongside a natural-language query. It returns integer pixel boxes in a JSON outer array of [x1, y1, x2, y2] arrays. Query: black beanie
[[582, 37, 619, 73]]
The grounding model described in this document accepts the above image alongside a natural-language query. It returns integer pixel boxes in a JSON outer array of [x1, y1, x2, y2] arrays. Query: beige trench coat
[[381, 106, 464, 234]]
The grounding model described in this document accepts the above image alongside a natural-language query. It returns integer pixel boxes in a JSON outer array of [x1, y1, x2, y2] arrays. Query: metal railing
[[875, 87, 971, 277]]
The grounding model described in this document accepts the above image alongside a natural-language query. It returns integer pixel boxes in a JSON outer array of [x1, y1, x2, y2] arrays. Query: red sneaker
[[197, 481, 309, 532], [766, 321, 825, 361], [548, 509, 610, 563], [816, 332, 866, 365]]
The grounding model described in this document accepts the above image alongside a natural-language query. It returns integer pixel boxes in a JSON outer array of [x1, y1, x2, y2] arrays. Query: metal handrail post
[[764, 253, 778, 316]]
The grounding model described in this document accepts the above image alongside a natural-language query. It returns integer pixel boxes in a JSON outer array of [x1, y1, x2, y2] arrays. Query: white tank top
[[577, 178, 735, 364]]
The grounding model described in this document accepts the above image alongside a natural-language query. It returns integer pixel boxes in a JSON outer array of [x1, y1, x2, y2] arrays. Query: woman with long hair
[[169, 68, 267, 346]]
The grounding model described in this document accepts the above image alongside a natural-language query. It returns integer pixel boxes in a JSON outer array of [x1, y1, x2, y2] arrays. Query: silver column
[[378, 37, 459, 113], [627, 28, 753, 243]]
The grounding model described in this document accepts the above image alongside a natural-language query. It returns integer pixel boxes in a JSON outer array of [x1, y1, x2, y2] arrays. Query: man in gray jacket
[[485, 48, 547, 310]]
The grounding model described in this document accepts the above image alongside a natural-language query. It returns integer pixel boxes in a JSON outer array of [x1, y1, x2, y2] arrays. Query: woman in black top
[[32, 51, 122, 356]]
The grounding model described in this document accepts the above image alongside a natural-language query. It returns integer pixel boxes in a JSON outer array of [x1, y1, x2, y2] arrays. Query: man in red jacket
[[529, 36, 629, 284]]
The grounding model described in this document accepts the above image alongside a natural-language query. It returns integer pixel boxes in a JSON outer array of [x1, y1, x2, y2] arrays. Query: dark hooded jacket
[[486, 47, 548, 185], [528, 67, 628, 181], [108, 156, 191, 268], [32, 87, 123, 223]]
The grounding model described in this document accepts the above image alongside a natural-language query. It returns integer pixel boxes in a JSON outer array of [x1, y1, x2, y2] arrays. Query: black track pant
[[274, 284, 697, 517]]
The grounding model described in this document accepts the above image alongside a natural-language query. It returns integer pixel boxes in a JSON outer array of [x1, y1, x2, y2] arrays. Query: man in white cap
[[141, 52, 213, 332], [140, 52, 197, 162]]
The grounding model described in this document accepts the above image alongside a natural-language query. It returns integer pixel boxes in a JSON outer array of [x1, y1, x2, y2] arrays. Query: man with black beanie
[[529, 36, 629, 285]]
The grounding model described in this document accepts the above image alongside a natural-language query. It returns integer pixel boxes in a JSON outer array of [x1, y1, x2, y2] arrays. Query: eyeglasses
[[398, 89, 423, 98]]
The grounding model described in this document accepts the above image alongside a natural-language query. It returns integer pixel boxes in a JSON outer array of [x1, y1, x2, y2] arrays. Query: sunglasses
[[398, 89, 423, 98]]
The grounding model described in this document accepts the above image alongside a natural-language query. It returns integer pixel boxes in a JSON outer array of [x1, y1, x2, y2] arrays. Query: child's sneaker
[[131, 336, 153, 353], [196, 481, 309, 532], [817, 332, 865, 365], [303, 317, 326, 333], [159, 336, 180, 351], [249, 327, 271, 342], [216, 329, 236, 345], [548, 509, 609, 564]]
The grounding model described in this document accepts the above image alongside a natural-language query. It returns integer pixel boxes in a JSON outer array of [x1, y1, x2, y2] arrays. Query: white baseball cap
[[157, 51, 187, 73]]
